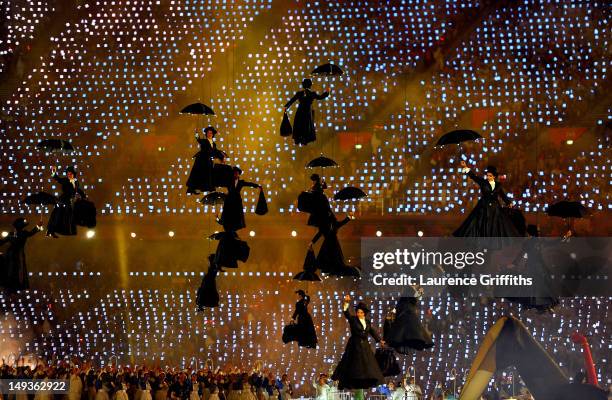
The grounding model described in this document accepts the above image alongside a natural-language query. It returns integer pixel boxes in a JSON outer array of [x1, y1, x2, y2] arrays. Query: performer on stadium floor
[[218, 167, 262, 232], [453, 160, 519, 238], [186, 126, 226, 195], [332, 295, 385, 390], [402, 376, 423, 400], [383, 286, 434, 353], [282, 290, 318, 348], [284, 79, 330, 145], [0, 217, 43, 292], [312, 374, 331, 400], [47, 166, 86, 237]]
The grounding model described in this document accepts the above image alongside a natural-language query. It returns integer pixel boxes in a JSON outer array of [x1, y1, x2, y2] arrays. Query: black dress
[[313, 217, 359, 277], [219, 179, 259, 232], [383, 296, 434, 353], [505, 238, 559, 312], [214, 231, 250, 269], [196, 263, 220, 309], [306, 190, 333, 229], [0, 226, 41, 291], [332, 306, 385, 389], [453, 170, 519, 238], [186, 138, 225, 194], [285, 89, 329, 145], [282, 298, 317, 348], [47, 173, 85, 236]]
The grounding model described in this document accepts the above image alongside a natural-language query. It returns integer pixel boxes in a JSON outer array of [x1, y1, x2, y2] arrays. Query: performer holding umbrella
[[47, 166, 87, 237], [332, 294, 385, 389], [453, 160, 519, 240], [309, 212, 358, 277], [0, 218, 43, 292], [284, 79, 330, 145], [186, 126, 226, 195], [300, 175, 358, 277], [218, 167, 262, 232]]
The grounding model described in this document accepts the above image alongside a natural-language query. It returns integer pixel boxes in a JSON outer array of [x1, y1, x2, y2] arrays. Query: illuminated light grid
[[0, 0, 609, 219]]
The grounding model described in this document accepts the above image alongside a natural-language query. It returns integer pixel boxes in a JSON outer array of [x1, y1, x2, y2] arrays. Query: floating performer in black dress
[[212, 231, 250, 269], [0, 218, 42, 292], [383, 286, 434, 353], [506, 225, 559, 313], [186, 126, 226, 194], [282, 290, 318, 348], [47, 166, 86, 237], [218, 167, 262, 232], [310, 213, 359, 277], [196, 254, 220, 309], [453, 160, 519, 238], [332, 295, 385, 389], [284, 79, 330, 145], [305, 174, 333, 229]]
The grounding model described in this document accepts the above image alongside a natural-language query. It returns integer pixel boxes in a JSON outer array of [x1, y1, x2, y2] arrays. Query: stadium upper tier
[[0, 0, 609, 216]]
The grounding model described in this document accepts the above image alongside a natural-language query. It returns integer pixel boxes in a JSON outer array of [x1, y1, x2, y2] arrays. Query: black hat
[[232, 166, 243, 175], [65, 166, 76, 175], [355, 301, 370, 314], [526, 224, 540, 237], [302, 78, 312, 89], [295, 290, 306, 297], [204, 126, 217, 136], [485, 166, 498, 177], [13, 218, 28, 230]]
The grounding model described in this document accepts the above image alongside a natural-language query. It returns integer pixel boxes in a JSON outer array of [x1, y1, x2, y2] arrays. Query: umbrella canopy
[[24, 191, 57, 206], [201, 191, 226, 205], [546, 201, 589, 218], [306, 156, 338, 169], [311, 63, 343, 76], [435, 130, 482, 146], [333, 186, 367, 201], [180, 103, 215, 115], [36, 139, 75, 153]]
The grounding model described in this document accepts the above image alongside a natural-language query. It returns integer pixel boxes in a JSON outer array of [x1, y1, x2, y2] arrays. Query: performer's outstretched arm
[[315, 90, 330, 100], [342, 295, 352, 319]]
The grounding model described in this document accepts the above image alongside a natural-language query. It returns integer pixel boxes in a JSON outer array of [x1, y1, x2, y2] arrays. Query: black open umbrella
[[305, 156, 338, 169], [435, 130, 482, 146], [36, 139, 75, 153], [546, 201, 589, 219], [24, 191, 57, 206], [311, 63, 343, 76], [333, 186, 367, 201], [201, 192, 226, 205], [180, 103, 215, 115]]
